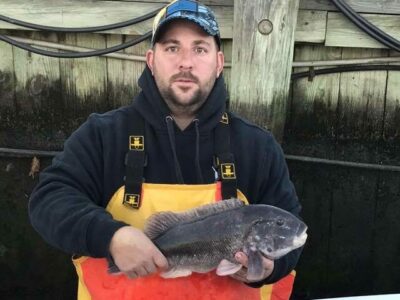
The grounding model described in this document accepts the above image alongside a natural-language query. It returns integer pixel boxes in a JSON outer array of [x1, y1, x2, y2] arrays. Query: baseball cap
[[151, 0, 221, 49]]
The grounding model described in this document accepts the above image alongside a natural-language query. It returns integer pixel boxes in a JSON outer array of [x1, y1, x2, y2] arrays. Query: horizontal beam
[[2, 146, 400, 172]]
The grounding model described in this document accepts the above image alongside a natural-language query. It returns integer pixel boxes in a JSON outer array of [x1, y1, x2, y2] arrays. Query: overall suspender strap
[[214, 112, 238, 199], [123, 110, 146, 209]]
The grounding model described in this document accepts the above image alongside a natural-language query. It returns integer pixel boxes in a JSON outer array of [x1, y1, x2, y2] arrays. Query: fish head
[[245, 206, 308, 260]]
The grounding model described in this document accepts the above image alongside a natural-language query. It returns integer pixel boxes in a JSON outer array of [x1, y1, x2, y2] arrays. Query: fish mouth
[[259, 228, 308, 260], [293, 231, 308, 247], [294, 224, 308, 247]]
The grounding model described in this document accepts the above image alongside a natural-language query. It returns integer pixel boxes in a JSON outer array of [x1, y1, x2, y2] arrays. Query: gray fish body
[[144, 199, 307, 278], [153, 208, 246, 273]]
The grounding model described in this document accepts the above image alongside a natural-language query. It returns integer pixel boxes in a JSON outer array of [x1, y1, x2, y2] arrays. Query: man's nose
[[178, 49, 193, 71]]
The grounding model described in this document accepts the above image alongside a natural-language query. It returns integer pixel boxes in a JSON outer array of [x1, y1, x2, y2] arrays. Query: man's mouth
[[174, 78, 194, 83]]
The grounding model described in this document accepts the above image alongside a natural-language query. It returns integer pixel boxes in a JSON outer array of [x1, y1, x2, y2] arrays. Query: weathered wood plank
[[326, 12, 400, 49], [0, 0, 158, 36], [336, 48, 388, 142], [289, 45, 341, 142], [59, 33, 108, 127], [0, 1, 232, 38], [383, 51, 400, 139], [0, 30, 16, 148], [300, 0, 400, 14], [106, 35, 148, 107], [296, 10, 327, 43], [220, 39, 233, 95], [0, 30, 15, 109], [230, 0, 300, 140], [12, 31, 62, 148]]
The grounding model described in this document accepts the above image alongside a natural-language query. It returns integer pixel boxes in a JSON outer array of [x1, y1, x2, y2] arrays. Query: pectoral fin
[[216, 259, 243, 276], [160, 268, 192, 278], [247, 250, 264, 281]]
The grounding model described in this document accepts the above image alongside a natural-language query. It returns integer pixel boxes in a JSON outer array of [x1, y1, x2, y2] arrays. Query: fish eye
[[267, 247, 273, 253], [276, 218, 284, 226]]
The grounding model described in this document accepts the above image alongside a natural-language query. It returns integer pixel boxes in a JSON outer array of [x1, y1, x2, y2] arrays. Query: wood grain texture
[[12, 31, 63, 148], [300, 0, 400, 14], [326, 12, 400, 49], [230, 0, 300, 139], [295, 10, 327, 43], [0, 30, 15, 109], [59, 33, 108, 128], [336, 48, 388, 142], [0, 1, 231, 38], [289, 45, 341, 142], [106, 35, 148, 107], [220, 39, 233, 95], [383, 51, 400, 139], [1, 0, 399, 47]]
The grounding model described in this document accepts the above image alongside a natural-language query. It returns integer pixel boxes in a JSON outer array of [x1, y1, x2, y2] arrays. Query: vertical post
[[230, 0, 300, 141]]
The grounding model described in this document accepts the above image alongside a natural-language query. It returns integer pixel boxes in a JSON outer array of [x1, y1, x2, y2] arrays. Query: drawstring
[[165, 116, 204, 184], [165, 116, 184, 183], [193, 119, 204, 183]]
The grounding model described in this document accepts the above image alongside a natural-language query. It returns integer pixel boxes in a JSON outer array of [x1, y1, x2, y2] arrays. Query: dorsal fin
[[144, 198, 244, 240]]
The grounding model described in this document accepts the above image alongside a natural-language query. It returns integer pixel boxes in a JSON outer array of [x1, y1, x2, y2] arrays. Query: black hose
[[331, 0, 400, 52], [291, 64, 400, 80], [0, 8, 159, 33], [0, 32, 151, 58]]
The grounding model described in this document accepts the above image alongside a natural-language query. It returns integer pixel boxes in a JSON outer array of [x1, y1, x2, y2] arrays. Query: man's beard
[[156, 71, 215, 114]]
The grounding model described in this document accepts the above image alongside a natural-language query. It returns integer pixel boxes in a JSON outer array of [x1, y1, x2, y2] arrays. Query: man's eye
[[166, 46, 178, 52], [195, 47, 207, 54]]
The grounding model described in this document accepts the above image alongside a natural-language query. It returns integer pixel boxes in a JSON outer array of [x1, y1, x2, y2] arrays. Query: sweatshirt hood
[[133, 66, 227, 132]]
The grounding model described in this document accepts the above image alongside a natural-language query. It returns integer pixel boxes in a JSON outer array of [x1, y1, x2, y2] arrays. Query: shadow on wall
[[0, 157, 76, 300], [1, 154, 400, 299]]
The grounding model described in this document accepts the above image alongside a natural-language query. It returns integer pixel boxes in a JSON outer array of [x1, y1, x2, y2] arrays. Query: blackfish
[[109, 199, 307, 281]]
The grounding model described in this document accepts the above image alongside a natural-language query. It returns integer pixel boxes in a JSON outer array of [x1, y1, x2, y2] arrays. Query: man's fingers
[[262, 257, 274, 269], [235, 252, 248, 267], [143, 262, 157, 275], [153, 251, 169, 270], [126, 270, 138, 279], [231, 268, 248, 280]]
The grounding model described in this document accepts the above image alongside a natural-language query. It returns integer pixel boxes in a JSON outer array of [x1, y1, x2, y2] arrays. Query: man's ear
[[216, 51, 224, 78], [146, 49, 154, 74]]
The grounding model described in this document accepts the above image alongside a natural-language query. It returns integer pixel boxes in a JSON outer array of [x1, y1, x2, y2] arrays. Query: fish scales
[[153, 206, 248, 271]]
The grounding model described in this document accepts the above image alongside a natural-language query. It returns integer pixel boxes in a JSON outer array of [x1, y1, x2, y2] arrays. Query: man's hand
[[109, 226, 168, 279], [230, 251, 274, 283]]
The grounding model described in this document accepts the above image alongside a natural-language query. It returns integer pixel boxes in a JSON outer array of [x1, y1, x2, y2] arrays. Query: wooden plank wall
[[0, 0, 400, 299], [284, 2, 400, 299]]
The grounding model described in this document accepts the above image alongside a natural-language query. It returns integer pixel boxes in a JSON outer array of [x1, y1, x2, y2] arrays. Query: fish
[[108, 199, 307, 281]]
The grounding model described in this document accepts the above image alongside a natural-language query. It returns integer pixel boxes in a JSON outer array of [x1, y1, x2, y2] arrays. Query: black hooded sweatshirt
[[29, 67, 303, 286]]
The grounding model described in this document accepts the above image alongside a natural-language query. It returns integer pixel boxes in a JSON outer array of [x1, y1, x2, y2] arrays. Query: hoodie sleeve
[[28, 114, 127, 257], [249, 135, 304, 287]]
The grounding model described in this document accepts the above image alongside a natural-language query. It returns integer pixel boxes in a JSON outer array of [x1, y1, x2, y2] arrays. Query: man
[[29, 1, 303, 299]]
